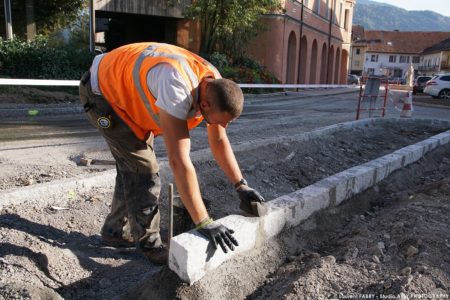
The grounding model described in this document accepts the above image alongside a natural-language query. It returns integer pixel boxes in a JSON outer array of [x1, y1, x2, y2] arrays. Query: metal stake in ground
[[168, 183, 174, 248]]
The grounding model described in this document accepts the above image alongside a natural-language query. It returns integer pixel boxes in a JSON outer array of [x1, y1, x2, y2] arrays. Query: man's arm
[[207, 123, 267, 216], [160, 110, 239, 252], [207, 123, 243, 185], [159, 110, 208, 225]]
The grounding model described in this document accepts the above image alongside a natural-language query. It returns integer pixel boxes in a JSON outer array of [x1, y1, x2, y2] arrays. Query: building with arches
[[246, 0, 355, 84], [92, 0, 355, 85]]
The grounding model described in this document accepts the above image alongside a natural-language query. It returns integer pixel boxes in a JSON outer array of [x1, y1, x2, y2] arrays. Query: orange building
[[247, 0, 355, 84]]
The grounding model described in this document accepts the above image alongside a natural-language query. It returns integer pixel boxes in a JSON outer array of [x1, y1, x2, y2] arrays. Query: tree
[[0, 0, 84, 39], [184, 0, 280, 59]]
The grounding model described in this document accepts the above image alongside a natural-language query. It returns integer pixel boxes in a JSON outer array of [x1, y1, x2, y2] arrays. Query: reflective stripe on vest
[[131, 43, 201, 127]]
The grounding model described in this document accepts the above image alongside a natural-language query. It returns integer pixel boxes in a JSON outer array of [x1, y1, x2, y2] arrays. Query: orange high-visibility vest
[[96, 42, 221, 140]]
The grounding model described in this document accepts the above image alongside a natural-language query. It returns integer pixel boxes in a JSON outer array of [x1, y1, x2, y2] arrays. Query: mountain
[[353, 0, 450, 31]]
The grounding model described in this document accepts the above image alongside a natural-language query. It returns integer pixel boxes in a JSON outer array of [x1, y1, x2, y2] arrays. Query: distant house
[[350, 28, 450, 78], [93, 0, 355, 85], [420, 38, 450, 76], [349, 25, 365, 76]]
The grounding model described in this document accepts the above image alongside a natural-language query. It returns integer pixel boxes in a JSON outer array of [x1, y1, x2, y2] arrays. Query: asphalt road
[[0, 90, 449, 157]]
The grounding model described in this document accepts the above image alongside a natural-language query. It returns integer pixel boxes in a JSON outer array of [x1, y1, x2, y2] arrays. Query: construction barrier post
[[400, 91, 413, 118]]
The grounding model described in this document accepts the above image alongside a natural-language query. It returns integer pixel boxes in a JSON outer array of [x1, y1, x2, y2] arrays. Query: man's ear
[[200, 97, 211, 109]]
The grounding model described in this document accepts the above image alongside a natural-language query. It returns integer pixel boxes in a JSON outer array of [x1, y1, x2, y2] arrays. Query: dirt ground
[[1, 121, 450, 299], [0, 86, 79, 104]]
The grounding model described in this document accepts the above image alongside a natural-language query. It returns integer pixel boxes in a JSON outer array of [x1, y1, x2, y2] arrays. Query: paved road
[[1, 89, 449, 163]]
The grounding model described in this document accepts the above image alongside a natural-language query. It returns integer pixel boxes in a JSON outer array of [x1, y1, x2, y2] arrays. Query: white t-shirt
[[90, 59, 201, 120], [148, 63, 195, 120]]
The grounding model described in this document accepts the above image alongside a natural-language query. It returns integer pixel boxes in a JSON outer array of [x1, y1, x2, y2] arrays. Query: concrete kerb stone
[[0, 169, 117, 207], [169, 215, 260, 284], [0, 162, 170, 207], [169, 124, 450, 285]]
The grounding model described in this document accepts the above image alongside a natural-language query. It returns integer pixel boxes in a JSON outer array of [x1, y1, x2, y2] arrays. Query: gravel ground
[[1, 121, 450, 299]]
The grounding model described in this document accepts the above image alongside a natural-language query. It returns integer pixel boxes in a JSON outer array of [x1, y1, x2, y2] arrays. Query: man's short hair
[[207, 79, 244, 117]]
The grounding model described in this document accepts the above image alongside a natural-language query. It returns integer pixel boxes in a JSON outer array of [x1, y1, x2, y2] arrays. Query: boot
[[101, 222, 134, 247], [101, 234, 134, 248], [140, 244, 168, 266]]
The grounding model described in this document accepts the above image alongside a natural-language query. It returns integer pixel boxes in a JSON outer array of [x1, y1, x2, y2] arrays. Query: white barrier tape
[[0, 78, 357, 89], [238, 84, 355, 88], [0, 78, 80, 86]]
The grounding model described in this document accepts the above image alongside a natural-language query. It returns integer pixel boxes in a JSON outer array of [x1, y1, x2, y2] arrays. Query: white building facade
[[418, 53, 442, 76], [363, 52, 420, 79]]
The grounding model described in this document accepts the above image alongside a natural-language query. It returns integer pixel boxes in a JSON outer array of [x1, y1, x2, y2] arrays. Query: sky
[[369, 0, 450, 17]]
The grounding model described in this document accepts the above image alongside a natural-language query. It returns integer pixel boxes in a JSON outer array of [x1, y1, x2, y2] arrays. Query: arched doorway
[[334, 48, 341, 84], [320, 43, 327, 84], [286, 31, 297, 84], [310, 40, 318, 84], [298, 35, 308, 84], [340, 50, 349, 84], [327, 46, 334, 84]]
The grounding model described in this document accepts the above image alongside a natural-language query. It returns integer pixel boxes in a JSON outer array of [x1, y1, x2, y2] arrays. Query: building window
[[356, 49, 360, 55], [354, 60, 360, 67], [412, 56, 420, 63], [367, 68, 375, 75], [313, 0, 320, 14], [326, 0, 330, 19], [389, 55, 397, 63], [333, 0, 337, 23], [344, 9, 350, 30], [399, 56, 410, 63], [393, 69, 402, 77], [371, 54, 378, 62]]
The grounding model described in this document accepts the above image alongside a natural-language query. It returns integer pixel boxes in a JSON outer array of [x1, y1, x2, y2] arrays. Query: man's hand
[[197, 220, 239, 253], [237, 185, 267, 216]]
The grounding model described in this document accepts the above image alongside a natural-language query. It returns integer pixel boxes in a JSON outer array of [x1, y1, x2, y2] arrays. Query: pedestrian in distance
[[79, 42, 266, 265]]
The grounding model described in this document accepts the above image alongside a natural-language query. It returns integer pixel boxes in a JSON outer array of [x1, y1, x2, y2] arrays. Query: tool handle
[[168, 183, 174, 245]]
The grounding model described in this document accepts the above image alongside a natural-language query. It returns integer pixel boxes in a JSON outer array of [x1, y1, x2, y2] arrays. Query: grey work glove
[[237, 185, 267, 217], [197, 219, 239, 253]]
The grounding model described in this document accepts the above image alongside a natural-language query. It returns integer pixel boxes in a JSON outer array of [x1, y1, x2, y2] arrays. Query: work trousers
[[79, 71, 162, 250]]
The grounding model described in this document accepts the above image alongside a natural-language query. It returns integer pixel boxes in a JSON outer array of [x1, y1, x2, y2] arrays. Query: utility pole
[[326, 0, 335, 84], [298, 0, 304, 85], [89, 0, 95, 53], [25, 0, 36, 41], [4, 0, 13, 39]]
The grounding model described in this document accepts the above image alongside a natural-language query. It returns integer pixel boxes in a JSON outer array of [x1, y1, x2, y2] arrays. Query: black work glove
[[237, 185, 267, 216], [197, 219, 239, 253]]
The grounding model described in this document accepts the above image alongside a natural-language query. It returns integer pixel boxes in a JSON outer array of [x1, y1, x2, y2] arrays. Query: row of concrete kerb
[[1, 118, 450, 284], [168, 117, 450, 284]]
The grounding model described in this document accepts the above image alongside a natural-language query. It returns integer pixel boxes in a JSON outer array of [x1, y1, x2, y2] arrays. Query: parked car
[[423, 74, 450, 99], [412, 76, 432, 95], [387, 77, 406, 85], [347, 74, 360, 85]]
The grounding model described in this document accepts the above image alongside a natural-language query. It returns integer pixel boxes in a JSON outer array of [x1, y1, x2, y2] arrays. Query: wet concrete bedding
[[1, 120, 450, 299]]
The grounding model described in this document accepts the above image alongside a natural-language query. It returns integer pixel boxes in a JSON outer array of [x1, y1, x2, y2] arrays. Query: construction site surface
[[1, 87, 450, 299]]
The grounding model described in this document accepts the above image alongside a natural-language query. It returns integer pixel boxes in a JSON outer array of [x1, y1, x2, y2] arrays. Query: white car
[[423, 74, 450, 99]]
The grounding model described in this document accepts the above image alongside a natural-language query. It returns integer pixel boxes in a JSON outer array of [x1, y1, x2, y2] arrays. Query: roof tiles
[[352, 29, 450, 54]]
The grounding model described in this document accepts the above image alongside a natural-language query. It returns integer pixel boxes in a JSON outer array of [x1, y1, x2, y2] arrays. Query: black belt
[[81, 70, 91, 85], [81, 71, 94, 112]]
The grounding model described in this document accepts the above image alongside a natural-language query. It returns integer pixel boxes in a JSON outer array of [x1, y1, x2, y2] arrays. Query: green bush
[[208, 52, 229, 70], [0, 35, 94, 80], [215, 55, 280, 93]]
